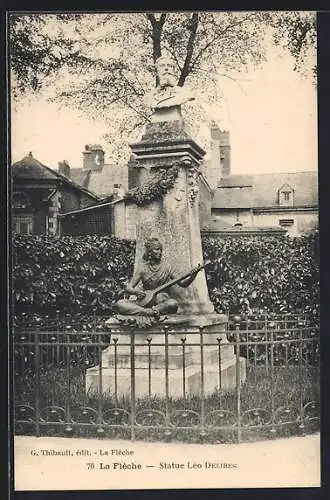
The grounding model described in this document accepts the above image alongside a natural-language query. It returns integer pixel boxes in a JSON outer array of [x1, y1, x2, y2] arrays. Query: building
[[63, 144, 128, 198], [12, 152, 99, 235], [209, 172, 318, 237], [20, 122, 318, 239], [204, 123, 319, 237]]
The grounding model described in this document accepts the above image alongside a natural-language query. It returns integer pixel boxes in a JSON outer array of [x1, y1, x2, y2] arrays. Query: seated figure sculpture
[[115, 237, 200, 318]]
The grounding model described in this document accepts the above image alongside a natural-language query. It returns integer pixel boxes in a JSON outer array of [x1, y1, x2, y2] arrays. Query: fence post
[[163, 325, 171, 440], [181, 335, 186, 400], [34, 326, 40, 437], [97, 331, 105, 436], [147, 336, 152, 401], [56, 310, 60, 363], [64, 329, 73, 435], [217, 336, 222, 395], [113, 336, 118, 405], [200, 327, 206, 440], [130, 330, 136, 441], [298, 321, 305, 435], [268, 321, 276, 435], [234, 315, 242, 443]]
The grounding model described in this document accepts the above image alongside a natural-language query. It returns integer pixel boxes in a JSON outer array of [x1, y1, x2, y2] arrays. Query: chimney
[[219, 130, 231, 178], [83, 144, 105, 172], [207, 123, 231, 189], [207, 121, 222, 190], [58, 160, 71, 178], [127, 155, 139, 189]]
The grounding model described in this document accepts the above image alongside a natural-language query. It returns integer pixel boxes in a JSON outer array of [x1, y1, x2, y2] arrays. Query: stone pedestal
[[85, 315, 246, 399], [130, 116, 214, 315], [85, 111, 247, 400]]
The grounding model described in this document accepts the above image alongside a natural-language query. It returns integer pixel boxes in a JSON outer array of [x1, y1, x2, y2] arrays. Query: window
[[13, 216, 33, 234], [12, 192, 30, 209], [46, 217, 57, 235], [278, 184, 294, 207], [279, 219, 294, 227]]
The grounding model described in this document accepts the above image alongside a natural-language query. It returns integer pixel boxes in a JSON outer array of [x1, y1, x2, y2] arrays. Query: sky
[[11, 38, 317, 176]]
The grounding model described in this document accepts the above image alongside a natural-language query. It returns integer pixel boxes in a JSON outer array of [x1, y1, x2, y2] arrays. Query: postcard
[[9, 10, 320, 492]]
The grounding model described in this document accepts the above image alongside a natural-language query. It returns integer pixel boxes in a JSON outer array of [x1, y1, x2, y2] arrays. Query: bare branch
[[146, 13, 157, 28], [178, 12, 199, 87], [194, 66, 248, 96], [190, 13, 256, 73], [146, 12, 168, 86]]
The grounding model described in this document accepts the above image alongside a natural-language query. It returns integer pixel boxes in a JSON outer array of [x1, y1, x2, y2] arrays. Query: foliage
[[126, 164, 179, 206], [9, 12, 316, 163], [13, 234, 135, 317], [12, 233, 319, 327], [269, 11, 316, 78], [202, 233, 319, 316]]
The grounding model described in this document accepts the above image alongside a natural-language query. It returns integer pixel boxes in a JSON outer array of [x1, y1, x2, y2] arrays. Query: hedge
[[12, 233, 319, 327]]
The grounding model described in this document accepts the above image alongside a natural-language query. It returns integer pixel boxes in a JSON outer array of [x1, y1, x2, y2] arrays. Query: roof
[[70, 168, 90, 187], [201, 217, 285, 235], [201, 216, 285, 234], [213, 171, 318, 209], [218, 175, 253, 188], [213, 186, 253, 208], [12, 153, 60, 181], [59, 196, 124, 218], [68, 163, 128, 198], [201, 226, 286, 236], [201, 218, 234, 231], [252, 171, 318, 207], [12, 153, 99, 201]]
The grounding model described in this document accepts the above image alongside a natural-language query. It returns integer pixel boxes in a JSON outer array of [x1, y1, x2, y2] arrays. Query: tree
[[9, 11, 316, 162], [269, 11, 316, 78]]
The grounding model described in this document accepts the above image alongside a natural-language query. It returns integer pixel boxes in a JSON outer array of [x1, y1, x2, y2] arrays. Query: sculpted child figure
[[115, 237, 200, 317]]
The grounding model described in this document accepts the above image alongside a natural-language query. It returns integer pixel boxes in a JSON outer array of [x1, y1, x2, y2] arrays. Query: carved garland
[[187, 165, 200, 206], [126, 164, 180, 207]]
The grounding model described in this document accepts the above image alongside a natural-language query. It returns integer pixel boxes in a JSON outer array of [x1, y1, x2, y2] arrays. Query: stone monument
[[86, 54, 246, 398]]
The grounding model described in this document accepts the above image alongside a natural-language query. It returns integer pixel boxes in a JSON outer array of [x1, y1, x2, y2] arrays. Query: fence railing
[[14, 314, 320, 443]]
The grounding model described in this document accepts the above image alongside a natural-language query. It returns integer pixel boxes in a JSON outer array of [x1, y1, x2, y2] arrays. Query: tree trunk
[[178, 13, 199, 87], [146, 13, 167, 87]]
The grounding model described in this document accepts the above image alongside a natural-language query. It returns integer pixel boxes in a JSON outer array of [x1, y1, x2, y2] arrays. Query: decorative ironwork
[[170, 409, 200, 427], [15, 404, 35, 421], [204, 409, 236, 427], [241, 408, 272, 427], [103, 408, 130, 426], [40, 406, 66, 423], [136, 409, 166, 427], [303, 401, 319, 422], [273, 405, 300, 424], [71, 407, 98, 424], [13, 314, 320, 443]]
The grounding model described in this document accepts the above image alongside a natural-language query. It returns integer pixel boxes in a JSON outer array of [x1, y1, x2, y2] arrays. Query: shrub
[[13, 234, 135, 317], [12, 233, 319, 325]]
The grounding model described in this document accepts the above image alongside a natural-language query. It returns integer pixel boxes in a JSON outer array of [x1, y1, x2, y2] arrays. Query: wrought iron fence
[[14, 314, 320, 443]]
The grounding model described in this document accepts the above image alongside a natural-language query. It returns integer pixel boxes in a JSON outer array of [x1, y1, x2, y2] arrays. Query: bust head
[[143, 237, 163, 263], [156, 54, 177, 89]]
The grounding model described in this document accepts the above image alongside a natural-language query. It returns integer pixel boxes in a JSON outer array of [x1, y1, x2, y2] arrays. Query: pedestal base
[[86, 357, 246, 399], [85, 314, 247, 399]]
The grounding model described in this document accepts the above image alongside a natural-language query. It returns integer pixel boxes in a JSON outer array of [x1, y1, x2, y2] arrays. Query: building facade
[[16, 122, 318, 239], [202, 124, 318, 238], [12, 153, 99, 235]]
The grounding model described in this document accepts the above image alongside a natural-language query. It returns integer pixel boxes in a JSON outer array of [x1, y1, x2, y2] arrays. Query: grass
[[14, 360, 320, 444]]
